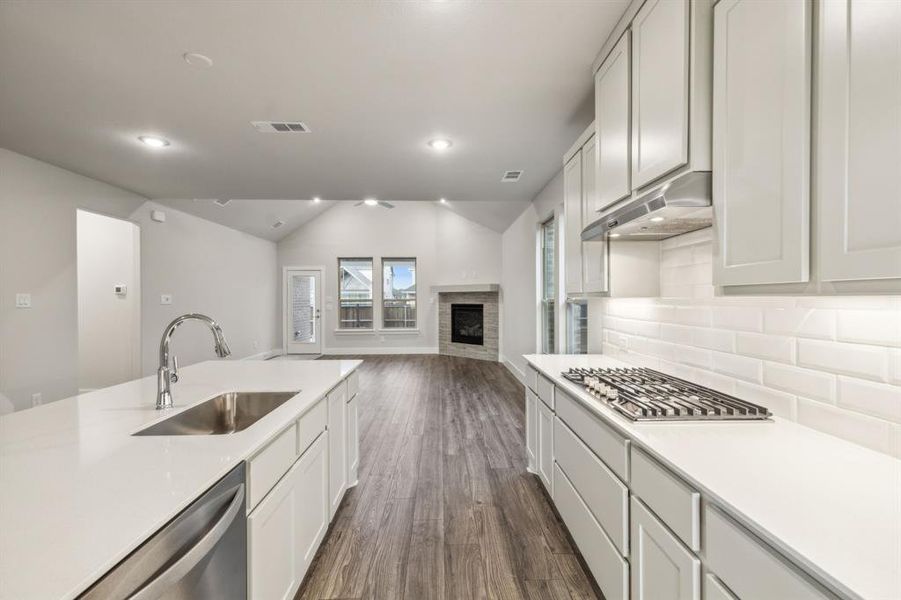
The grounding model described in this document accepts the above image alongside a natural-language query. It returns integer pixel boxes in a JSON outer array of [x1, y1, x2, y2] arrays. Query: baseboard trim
[[323, 346, 439, 356]]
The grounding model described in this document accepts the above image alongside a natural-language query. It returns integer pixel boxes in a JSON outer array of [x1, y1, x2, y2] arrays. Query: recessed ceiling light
[[609, 233, 621, 238], [650, 216, 665, 222], [312, 197, 321, 203], [428, 138, 452, 151], [439, 198, 447, 204], [138, 135, 170, 148], [364, 198, 379, 206], [183, 52, 213, 68]]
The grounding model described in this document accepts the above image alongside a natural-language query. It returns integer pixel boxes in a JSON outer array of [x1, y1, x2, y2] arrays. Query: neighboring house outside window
[[338, 258, 373, 329], [382, 258, 416, 328], [540, 218, 556, 353], [567, 300, 588, 354]]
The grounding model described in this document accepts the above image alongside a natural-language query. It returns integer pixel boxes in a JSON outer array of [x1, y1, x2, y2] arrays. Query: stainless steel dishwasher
[[80, 463, 247, 600]]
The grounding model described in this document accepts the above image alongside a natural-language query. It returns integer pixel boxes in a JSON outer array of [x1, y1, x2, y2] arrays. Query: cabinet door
[[327, 383, 347, 519], [525, 388, 538, 473], [712, 0, 811, 286], [346, 394, 359, 486], [537, 400, 554, 496], [248, 433, 329, 600], [632, 0, 690, 188], [564, 151, 584, 295], [582, 136, 609, 293], [595, 31, 631, 211], [818, 0, 901, 281], [631, 497, 701, 600]]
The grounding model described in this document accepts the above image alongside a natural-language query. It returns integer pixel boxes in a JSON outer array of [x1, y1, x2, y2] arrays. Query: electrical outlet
[[160, 294, 173, 305], [31, 392, 42, 407], [15, 293, 31, 308]]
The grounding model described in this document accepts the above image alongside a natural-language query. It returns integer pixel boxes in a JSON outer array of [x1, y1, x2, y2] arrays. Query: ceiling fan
[[354, 199, 395, 209]]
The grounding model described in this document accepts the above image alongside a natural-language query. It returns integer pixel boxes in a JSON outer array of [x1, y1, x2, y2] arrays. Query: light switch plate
[[160, 294, 173, 305], [15, 293, 31, 308]]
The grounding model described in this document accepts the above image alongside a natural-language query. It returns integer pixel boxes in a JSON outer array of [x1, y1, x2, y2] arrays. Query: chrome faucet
[[157, 313, 231, 409]]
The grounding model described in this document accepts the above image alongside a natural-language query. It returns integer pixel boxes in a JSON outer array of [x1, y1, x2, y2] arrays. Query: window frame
[[566, 300, 589, 354], [337, 257, 374, 330], [380, 257, 417, 330]]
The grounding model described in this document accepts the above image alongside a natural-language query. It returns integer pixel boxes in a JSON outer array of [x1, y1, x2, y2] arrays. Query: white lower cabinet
[[631, 496, 701, 600], [327, 381, 348, 519], [525, 388, 538, 473], [248, 432, 329, 600], [537, 400, 554, 495], [346, 393, 359, 487], [554, 464, 629, 600], [704, 574, 738, 600]]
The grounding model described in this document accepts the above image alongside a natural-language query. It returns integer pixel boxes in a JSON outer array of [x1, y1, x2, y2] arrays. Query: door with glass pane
[[285, 269, 322, 354]]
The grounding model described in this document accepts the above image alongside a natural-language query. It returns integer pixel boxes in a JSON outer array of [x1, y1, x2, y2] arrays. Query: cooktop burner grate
[[561, 367, 772, 422]]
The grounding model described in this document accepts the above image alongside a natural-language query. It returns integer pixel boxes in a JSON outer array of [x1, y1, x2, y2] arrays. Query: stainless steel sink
[[134, 391, 300, 436]]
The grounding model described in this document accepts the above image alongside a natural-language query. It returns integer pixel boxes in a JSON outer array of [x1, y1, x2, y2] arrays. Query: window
[[382, 258, 416, 328], [338, 258, 373, 329], [540, 218, 556, 353], [567, 301, 588, 354]]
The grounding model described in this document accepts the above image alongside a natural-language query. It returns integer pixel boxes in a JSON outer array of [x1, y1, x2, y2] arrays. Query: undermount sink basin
[[134, 391, 300, 436]]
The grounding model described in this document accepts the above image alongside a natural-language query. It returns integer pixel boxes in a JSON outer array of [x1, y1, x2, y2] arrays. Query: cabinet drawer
[[704, 574, 737, 600], [704, 505, 831, 600], [555, 387, 629, 482], [553, 464, 629, 600], [632, 496, 701, 600], [297, 399, 327, 456], [537, 374, 555, 410], [526, 365, 539, 393], [631, 447, 700, 551], [554, 417, 629, 556], [248, 424, 298, 511], [346, 370, 359, 400]]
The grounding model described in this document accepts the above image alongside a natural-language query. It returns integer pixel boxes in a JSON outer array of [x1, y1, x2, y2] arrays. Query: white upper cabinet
[[564, 150, 584, 295], [817, 0, 901, 281], [631, 0, 690, 188], [581, 135, 609, 293], [712, 0, 811, 286], [595, 31, 631, 212]]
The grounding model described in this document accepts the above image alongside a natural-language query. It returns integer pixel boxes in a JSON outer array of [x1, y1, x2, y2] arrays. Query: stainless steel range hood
[[582, 171, 712, 241]]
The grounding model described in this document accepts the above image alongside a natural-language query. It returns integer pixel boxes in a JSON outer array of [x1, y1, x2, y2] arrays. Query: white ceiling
[[0, 0, 627, 236]]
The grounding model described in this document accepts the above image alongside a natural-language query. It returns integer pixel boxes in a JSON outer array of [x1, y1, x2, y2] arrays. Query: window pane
[[567, 301, 588, 354], [339, 258, 373, 328], [383, 258, 416, 328], [540, 218, 556, 353], [291, 273, 316, 342]]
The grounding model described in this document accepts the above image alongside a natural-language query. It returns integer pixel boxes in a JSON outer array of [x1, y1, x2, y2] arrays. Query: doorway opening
[[284, 267, 324, 355], [76, 210, 141, 392]]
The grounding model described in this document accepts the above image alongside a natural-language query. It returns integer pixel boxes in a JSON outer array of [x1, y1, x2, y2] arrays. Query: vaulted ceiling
[[0, 0, 627, 236]]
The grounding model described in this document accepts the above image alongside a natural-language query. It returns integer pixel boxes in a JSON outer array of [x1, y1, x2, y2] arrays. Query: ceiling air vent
[[271, 219, 286, 230], [501, 170, 523, 182], [251, 121, 311, 133], [213, 199, 232, 207]]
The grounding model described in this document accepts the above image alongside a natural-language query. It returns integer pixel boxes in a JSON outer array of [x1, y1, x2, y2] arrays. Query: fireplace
[[451, 303, 484, 346]]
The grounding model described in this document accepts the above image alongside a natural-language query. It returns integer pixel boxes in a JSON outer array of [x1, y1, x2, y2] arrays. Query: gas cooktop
[[561, 367, 772, 422]]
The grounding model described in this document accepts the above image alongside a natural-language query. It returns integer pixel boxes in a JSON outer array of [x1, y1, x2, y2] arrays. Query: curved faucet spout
[[157, 313, 231, 409]]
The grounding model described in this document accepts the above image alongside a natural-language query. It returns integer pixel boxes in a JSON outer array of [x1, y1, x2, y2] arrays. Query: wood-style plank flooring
[[296, 355, 602, 600]]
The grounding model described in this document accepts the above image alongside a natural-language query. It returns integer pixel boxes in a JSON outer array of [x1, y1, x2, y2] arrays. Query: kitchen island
[[0, 358, 361, 600]]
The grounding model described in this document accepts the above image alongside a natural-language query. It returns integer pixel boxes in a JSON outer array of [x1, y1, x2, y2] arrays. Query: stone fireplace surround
[[433, 284, 499, 362]]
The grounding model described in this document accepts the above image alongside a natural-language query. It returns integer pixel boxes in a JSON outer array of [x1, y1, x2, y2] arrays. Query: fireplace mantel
[[430, 283, 500, 294]]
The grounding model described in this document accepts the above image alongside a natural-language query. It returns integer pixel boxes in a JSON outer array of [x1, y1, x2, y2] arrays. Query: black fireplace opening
[[451, 303, 484, 346]]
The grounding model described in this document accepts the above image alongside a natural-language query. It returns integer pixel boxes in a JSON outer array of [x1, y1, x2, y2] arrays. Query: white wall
[[277, 201, 502, 354], [0, 149, 279, 410], [601, 228, 901, 458], [77, 210, 141, 391]]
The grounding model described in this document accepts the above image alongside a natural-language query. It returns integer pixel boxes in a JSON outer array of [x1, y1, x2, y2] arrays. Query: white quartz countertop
[[0, 358, 361, 600], [524, 354, 901, 600]]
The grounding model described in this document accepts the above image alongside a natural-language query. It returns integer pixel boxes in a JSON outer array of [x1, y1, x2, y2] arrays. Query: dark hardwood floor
[[297, 354, 602, 600]]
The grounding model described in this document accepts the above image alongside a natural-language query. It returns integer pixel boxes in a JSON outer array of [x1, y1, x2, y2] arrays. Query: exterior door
[[285, 269, 322, 355]]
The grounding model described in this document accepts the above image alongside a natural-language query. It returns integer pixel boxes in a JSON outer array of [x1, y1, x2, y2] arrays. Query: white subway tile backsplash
[[692, 328, 735, 352], [677, 345, 712, 369], [660, 323, 693, 344], [796, 398, 897, 456], [671, 306, 712, 327], [764, 308, 835, 340], [837, 377, 901, 424], [763, 363, 835, 403], [797, 339, 888, 382], [711, 351, 762, 383], [712, 306, 764, 332], [892, 350, 901, 385], [735, 332, 795, 363], [734, 381, 797, 419], [836, 309, 901, 348]]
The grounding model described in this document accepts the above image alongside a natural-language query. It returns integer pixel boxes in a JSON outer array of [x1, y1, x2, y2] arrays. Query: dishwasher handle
[[130, 483, 245, 600]]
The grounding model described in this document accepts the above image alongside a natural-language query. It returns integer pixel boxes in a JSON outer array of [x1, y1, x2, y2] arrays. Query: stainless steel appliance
[[581, 171, 712, 242], [562, 367, 771, 422], [80, 463, 247, 600]]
